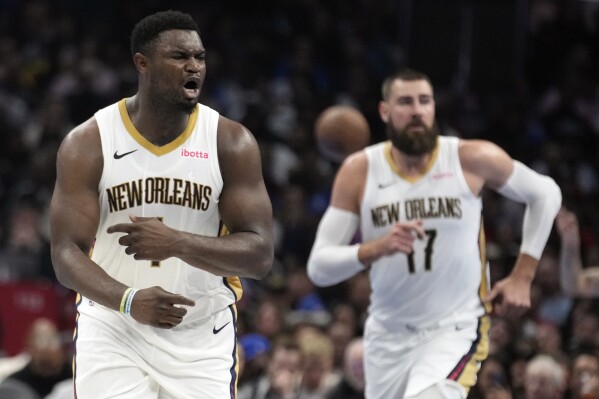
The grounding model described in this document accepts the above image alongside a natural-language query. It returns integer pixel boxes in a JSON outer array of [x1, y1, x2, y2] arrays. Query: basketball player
[[307, 68, 561, 399], [49, 11, 273, 398], [556, 207, 599, 297]]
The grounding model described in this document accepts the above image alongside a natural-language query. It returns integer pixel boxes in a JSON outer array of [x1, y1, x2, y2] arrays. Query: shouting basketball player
[[50, 10, 273, 398]]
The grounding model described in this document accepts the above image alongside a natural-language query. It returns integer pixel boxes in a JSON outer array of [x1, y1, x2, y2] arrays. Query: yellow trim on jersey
[[226, 276, 243, 301], [219, 223, 244, 301], [478, 217, 492, 313], [456, 315, 491, 392], [448, 216, 490, 393], [383, 138, 440, 183], [219, 224, 230, 237], [117, 99, 199, 156], [232, 304, 240, 397], [88, 239, 95, 258], [73, 293, 82, 375]]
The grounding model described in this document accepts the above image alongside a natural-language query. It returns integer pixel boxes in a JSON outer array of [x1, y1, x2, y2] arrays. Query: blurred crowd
[[0, 0, 599, 398]]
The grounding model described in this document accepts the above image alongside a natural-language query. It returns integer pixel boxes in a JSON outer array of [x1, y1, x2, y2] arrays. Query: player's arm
[[307, 152, 366, 287], [556, 207, 599, 297], [307, 151, 425, 287], [50, 119, 128, 309], [460, 140, 562, 314], [194, 117, 274, 278], [51, 120, 193, 328], [126, 117, 275, 279]]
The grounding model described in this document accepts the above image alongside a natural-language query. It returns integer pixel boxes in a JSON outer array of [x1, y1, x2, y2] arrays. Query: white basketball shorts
[[363, 315, 490, 399], [74, 304, 238, 398]]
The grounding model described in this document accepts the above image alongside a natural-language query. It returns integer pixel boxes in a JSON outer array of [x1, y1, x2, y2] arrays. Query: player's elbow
[[307, 244, 363, 287], [307, 259, 328, 287], [253, 257, 273, 280], [250, 241, 274, 280], [547, 178, 562, 214], [306, 253, 335, 287], [50, 249, 72, 290], [528, 175, 562, 215]]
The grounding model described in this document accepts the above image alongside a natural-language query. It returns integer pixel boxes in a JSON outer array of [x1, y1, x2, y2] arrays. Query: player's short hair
[[381, 68, 433, 100], [130, 10, 200, 56]]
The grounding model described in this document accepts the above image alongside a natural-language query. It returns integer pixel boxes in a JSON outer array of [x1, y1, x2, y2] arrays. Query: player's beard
[[148, 80, 198, 115], [387, 119, 439, 156]]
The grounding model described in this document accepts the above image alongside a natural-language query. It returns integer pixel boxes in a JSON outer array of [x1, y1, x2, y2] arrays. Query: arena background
[[0, 1, 598, 397]]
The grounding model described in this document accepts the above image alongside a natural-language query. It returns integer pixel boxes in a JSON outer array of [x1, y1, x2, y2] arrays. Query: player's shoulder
[[216, 115, 260, 162], [216, 114, 246, 135], [217, 114, 256, 142], [336, 148, 368, 180], [458, 138, 510, 165], [56, 116, 103, 172], [457, 138, 514, 185], [60, 117, 101, 154], [458, 137, 501, 153]]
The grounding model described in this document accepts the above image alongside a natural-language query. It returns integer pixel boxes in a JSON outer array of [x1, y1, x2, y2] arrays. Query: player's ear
[[378, 101, 390, 123], [133, 53, 149, 73]]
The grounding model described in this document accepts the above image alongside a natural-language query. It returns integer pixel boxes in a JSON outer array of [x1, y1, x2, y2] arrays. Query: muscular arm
[[122, 117, 274, 279], [50, 119, 129, 309], [177, 117, 273, 278], [51, 120, 193, 329]]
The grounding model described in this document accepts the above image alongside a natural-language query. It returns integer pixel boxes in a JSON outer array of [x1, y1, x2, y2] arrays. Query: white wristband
[[124, 288, 138, 316]]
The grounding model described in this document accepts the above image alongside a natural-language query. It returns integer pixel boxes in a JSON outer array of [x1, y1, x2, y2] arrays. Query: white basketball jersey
[[81, 99, 241, 326], [360, 136, 489, 331]]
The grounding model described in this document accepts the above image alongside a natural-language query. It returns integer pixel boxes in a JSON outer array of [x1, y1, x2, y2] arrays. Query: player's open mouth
[[183, 81, 200, 98]]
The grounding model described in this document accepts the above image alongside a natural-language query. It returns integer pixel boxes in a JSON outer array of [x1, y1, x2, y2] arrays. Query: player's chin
[[178, 98, 199, 114]]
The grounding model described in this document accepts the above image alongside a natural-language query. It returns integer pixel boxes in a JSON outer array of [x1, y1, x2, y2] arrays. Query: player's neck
[[126, 95, 192, 146], [390, 146, 435, 177]]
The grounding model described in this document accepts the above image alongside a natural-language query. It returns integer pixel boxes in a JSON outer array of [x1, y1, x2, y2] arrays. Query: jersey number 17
[[406, 229, 437, 273]]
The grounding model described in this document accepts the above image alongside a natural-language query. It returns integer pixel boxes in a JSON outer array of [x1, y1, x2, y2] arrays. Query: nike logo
[[213, 322, 230, 334], [378, 181, 397, 189], [113, 149, 138, 159]]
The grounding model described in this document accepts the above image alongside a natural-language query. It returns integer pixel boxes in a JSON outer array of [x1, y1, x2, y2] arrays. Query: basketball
[[314, 105, 370, 163]]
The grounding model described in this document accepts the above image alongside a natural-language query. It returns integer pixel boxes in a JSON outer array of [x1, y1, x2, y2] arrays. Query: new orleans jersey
[[81, 99, 241, 326], [360, 136, 489, 331]]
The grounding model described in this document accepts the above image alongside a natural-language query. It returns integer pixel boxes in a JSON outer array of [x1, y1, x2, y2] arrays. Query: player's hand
[[107, 214, 178, 261], [129, 286, 195, 329], [378, 220, 425, 256], [484, 275, 531, 317], [555, 207, 580, 249]]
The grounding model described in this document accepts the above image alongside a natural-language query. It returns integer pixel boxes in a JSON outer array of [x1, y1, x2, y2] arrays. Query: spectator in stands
[[568, 350, 599, 399], [297, 331, 338, 398], [238, 336, 303, 399], [326, 337, 365, 399], [238, 333, 272, 390], [0, 1, 597, 397], [556, 207, 599, 297], [4, 318, 71, 398], [523, 354, 567, 399]]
